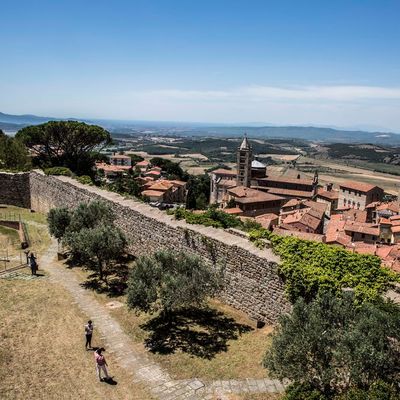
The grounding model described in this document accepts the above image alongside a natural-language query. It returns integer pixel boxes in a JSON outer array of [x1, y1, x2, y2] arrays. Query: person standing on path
[[94, 348, 109, 382], [29, 252, 38, 276], [85, 320, 94, 350]]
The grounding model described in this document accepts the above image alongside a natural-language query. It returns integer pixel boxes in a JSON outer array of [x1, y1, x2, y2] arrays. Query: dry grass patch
[[0, 278, 154, 400]]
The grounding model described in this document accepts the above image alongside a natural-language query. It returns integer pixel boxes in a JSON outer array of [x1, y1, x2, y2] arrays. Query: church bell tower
[[237, 134, 252, 187]]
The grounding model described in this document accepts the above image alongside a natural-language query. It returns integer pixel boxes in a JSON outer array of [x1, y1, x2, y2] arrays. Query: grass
[[0, 206, 51, 255], [0, 277, 154, 400], [70, 267, 273, 381]]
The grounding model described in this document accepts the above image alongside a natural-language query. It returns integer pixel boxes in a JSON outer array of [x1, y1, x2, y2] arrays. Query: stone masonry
[[0, 171, 290, 323]]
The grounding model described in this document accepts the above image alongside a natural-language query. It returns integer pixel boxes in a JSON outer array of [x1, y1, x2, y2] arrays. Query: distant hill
[[1, 111, 400, 144]]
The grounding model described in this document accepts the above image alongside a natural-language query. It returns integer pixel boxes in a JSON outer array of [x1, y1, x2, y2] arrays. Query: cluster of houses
[[210, 136, 400, 273], [95, 154, 187, 204]]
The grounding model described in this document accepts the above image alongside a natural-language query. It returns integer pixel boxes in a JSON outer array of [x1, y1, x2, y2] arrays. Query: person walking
[[94, 348, 109, 382], [85, 320, 94, 350], [29, 252, 37, 276]]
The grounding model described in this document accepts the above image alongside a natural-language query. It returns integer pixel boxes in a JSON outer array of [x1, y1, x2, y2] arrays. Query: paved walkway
[[39, 241, 285, 400]]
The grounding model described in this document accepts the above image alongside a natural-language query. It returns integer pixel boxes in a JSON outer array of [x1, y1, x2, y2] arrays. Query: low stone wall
[[29, 171, 290, 323], [0, 172, 31, 208]]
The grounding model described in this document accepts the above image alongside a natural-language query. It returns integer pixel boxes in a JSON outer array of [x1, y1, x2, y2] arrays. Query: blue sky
[[1, 0, 400, 130]]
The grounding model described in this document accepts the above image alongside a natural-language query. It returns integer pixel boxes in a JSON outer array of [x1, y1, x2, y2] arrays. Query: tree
[[150, 157, 188, 180], [66, 200, 115, 234], [263, 292, 400, 397], [16, 121, 111, 174], [130, 154, 144, 164], [127, 251, 223, 317], [65, 224, 126, 281], [186, 173, 210, 209], [47, 207, 71, 243], [0, 130, 31, 171]]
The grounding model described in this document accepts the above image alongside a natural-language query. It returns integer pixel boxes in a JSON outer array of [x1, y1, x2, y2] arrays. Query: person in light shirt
[[84, 320, 94, 350]]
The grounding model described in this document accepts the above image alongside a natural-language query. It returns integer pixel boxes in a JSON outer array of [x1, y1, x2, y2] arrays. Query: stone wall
[[0, 172, 31, 208], [26, 171, 289, 323]]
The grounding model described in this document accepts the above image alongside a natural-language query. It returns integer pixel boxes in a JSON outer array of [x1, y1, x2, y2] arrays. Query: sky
[[1, 0, 400, 131]]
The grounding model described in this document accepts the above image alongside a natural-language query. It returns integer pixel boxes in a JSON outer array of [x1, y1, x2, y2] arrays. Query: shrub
[[76, 175, 93, 185], [283, 382, 327, 400], [44, 166, 73, 176]]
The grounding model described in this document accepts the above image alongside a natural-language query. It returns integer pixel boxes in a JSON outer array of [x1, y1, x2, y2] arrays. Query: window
[[361, 234, 365, 238]]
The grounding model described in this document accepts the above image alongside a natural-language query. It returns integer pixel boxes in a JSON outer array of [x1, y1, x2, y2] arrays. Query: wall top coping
[[34, 172, 280, 263]]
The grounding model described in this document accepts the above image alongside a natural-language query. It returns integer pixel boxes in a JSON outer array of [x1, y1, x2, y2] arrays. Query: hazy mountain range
[[1, 111, 400, 145]]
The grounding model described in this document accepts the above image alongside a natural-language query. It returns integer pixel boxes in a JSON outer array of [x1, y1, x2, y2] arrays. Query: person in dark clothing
[[29, 252, 37, 276], [85, 320, 94, 350]]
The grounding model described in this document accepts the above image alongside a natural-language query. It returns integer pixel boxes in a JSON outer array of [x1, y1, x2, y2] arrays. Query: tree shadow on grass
[[140, 307, 253, 360]]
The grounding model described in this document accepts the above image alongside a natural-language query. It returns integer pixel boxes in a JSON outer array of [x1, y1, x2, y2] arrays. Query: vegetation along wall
[[1, 170, 290, 323]]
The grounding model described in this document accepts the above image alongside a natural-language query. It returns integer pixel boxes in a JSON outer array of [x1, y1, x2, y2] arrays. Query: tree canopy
[[47, 201, 126, 281], [150, 157, 188, 181], [16, 121, 111, 174], [0, 130, 31, 171], [264, 292, 400, 397], [126, 250, 223, 316]]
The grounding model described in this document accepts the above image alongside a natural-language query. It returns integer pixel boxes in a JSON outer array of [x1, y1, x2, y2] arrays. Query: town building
[[226, 186, 286, 216], [337, 181, 384, 211], [109, 153, 132, 167], [315, 184, 339, 216]]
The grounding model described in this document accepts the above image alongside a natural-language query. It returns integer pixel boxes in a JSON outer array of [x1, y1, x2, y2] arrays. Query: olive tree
[[126, 250, 224, 318], [263, 292, 400, 397]]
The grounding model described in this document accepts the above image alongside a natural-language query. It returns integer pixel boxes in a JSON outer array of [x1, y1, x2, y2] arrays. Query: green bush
[[283, 382, 327, 400], [336, 381, 399, 400], [169, 207, 242, 229], [249, 228, 399, 303], [44, 166, 73, 176], [76, 175, 93, 185]]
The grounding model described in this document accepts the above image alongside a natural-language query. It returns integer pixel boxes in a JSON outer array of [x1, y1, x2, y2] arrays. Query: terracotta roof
[[339, 181, 381, 193], [316, 188, 339, 200], [273, 227, 325, 242], [228, 187, 285, 204], [145, 170, 161, 176], [148, 180, 174, 191], [377, 202, 400, 213], [391, 226, 400, 233], [344, 221, 379, 236], [282, 199, 300, 208], [222, 207, 243, 215], [390, 215, 400, 221], [365, 201, 381, 209], [259, 175, 314, 186], [169, 180, 187, 187], [218, 179, 237, 188], [281, 207, 324, 231], [379, 217, 392, 225], [349, 243, 377, 255], [256, 213, 279, 220], [136, 160, 150, 166], [261, 187, 314, 198], [325, 216, 352, 246], [141, 190, 164, 198], [341, 209, 367, 223], [95, 163, 131, 172], [335, 205, 351, 211], [211, 168, 236, 176]]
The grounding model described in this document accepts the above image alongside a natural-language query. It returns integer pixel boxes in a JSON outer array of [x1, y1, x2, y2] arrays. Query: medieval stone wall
[[0, 172, 31, 208], [3, 171, 290, 323]]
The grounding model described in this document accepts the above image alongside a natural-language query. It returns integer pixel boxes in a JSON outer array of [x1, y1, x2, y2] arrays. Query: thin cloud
[[142, 85, 400, 102]]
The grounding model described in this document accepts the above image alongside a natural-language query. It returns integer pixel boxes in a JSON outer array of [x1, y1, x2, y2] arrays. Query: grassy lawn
[[70, 267, 274, 382], [0, 277, 154, 400], [0, 206, 51, 255]]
